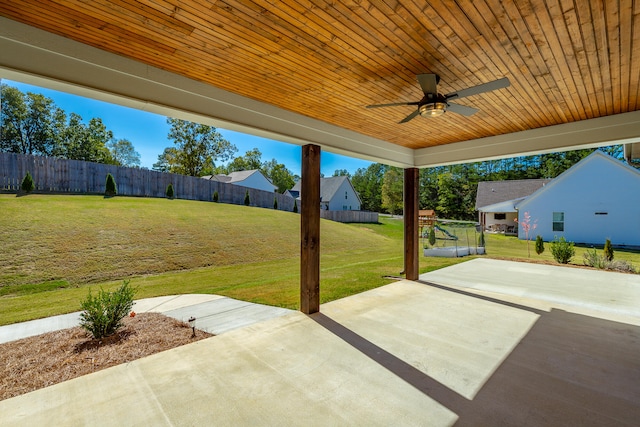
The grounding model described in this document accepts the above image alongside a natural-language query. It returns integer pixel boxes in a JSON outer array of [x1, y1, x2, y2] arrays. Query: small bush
[[603, 239, 614, 261], [244, 190, 250, 206], [550, 236, 575, 264], [477, 229, 485, 248], [273, 197, 278, 210], [105, 173, 117, 197], [79, 281, 136, 339], [293, 199, 298, 213], [21, 171, 35, 193], [213, 191, 219, 202], [535, 235, 544, 255], [583, 247, 607, 269], [166, 183, 175, 199]]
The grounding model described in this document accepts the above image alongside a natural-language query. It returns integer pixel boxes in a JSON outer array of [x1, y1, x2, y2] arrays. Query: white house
[[476, 179, 550, 233], [202, 170, 277, 193], [515, 151, 640, 246], [290, 176, 362, 211]]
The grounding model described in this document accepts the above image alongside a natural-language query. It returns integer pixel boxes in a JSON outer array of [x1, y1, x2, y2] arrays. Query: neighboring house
[[516, 151, 640, 246], [290, 176, 361, 211], [476, 179, 551, 233], [202, 170, 276, 193]]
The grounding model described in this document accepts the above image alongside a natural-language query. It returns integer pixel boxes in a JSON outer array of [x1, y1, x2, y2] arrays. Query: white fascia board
[[478, 199, 524, 213], [0, 18, 414, 168], [414, 111, 640, 168]]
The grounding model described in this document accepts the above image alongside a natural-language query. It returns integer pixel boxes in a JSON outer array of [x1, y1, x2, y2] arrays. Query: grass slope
[[0, 195, 424, 324]]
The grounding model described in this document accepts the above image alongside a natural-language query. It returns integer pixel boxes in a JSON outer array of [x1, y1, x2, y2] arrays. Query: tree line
[[1, 84, 141, 167], [1, 84, 299, 192], [348, 145, 624, 220]]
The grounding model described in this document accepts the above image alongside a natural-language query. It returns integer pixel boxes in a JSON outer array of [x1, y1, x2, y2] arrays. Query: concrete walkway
[[1, 259, 639, 426], [0, 295, 292, 344]]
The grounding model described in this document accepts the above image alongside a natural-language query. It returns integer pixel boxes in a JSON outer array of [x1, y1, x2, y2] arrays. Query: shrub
[[244, 190, 250, 206], [603, 239, 614, 261], [429, 227, 437, 246], [293, 199, 298, 213], [273, 197, 278, 210], [105, 173, 117, 197], [213, 191, 219, 202], [166, 183, 175, 199], [79, 281, 136, 339], [583, 248, 638, 273], [21, 171, 35, 193], [550, 236, 575, 264], [583, 247, 607, 269], [477, 229, 485, 248], [535, 235, 545, 255]]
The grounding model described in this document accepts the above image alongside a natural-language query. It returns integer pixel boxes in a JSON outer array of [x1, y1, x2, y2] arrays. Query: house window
[[345, 191, 348, 199], [343, 205, 347, 210], [595, 212, 608, 215], [552, 212, 564, 232], [494, 213, 506, 220]]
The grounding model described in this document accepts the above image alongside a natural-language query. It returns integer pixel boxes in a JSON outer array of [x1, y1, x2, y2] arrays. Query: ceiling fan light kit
[[367, 74, 510, 123], [419, 101, 447, 117]]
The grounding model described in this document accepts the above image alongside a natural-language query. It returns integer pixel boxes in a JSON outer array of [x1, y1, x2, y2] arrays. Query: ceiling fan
[[366, 74, 510, 123]]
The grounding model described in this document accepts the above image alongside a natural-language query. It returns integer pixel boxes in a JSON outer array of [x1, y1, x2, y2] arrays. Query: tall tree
[[225, 148, 263, 172], [108, 138, 141, 167], [54, 114, 114, 163], [333, 169, 350, 177], [381, 166, 403, 215], [351, 163, 387, 212], [0, 84, 62, 155], [166, 118, 237, 176], [152, 147, 179, 172], [262, 158, 296, 193]]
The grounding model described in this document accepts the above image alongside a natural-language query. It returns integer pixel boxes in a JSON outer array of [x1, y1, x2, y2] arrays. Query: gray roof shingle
[[475, 179, 551, 209]]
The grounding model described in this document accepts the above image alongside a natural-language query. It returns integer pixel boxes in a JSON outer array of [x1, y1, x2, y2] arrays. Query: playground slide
[[434, 225, 458, 240]]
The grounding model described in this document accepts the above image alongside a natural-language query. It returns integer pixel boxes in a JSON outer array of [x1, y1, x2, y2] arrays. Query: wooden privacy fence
[[320, 209, 378, 223], [0, 153, 295, 211], [1, 153, 379, 222]]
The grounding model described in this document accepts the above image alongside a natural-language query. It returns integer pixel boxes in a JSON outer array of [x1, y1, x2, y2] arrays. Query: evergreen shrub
[[293, 199, 298, 213], [429, 227, 437, 246], [273, 197, 278, 210], [244, 190, 250, 206], [105, 173, 117, 197], [603, 239, 614, 261], [166, 183, 175, 199], [213, 191, 219, 202], [535, 235, 545, 255], [21, 171, 35, 193]]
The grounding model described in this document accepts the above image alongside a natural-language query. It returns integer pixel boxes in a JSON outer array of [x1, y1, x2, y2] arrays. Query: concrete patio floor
[[1, 259, 639, 426]]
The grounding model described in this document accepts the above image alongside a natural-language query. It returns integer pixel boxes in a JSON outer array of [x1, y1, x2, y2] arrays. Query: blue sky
[[4, 80, 372, 177]]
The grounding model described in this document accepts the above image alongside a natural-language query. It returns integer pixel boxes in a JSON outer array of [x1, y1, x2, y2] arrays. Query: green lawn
[[0, 195, 434, 324], [1, 194, 638, 326]]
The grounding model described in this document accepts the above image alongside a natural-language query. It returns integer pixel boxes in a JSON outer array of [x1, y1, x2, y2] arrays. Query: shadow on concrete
[[314, 282, 640, 426]]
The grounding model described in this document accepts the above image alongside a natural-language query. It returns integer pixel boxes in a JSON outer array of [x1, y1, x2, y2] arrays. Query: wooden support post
[[404, 168, 419, 281], [300, 144, 321, 314]]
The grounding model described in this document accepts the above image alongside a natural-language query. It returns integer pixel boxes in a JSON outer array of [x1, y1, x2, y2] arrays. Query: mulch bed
[[0, 312, 213, 401]]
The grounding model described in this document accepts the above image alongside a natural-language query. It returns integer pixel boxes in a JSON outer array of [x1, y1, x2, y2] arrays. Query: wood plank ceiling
[[1, 0, 638, 151]]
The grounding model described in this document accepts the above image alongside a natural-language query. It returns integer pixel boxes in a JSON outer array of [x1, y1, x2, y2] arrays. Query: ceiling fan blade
[[366, 102, 420, 108], [399, 109, 421, 123], [445, 77, 510, 100], [416, 74, 439, 95], [447, 103, 479, 116]]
